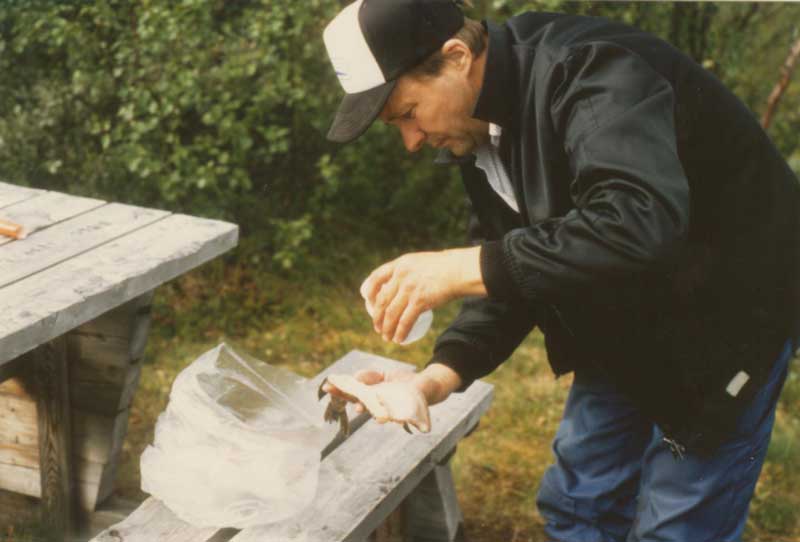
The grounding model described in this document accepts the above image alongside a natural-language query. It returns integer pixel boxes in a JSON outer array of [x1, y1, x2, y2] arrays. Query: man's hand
[[360, 247, 486, 344], [320, 364, 464, 433], [322, 369, 431, 432]]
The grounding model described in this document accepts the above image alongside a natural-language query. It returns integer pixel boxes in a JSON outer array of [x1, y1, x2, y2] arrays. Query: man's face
[[378, 46, 488, 156]]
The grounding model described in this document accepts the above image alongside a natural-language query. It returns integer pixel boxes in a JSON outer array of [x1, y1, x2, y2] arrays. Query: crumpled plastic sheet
[[140, 343, 337, 528]]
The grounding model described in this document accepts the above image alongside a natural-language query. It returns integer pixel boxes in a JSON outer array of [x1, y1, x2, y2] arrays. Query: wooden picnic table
[[0, 181, 238, 538]]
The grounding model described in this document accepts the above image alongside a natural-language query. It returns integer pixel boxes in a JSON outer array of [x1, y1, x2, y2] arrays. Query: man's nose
[[400, 124, 425, 153]]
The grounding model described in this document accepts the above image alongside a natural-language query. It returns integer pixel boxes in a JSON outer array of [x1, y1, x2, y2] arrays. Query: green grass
[[3, 240, 799, 541]]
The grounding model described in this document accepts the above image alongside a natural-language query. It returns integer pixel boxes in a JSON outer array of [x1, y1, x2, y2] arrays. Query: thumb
[[353, 369, 385, 385]]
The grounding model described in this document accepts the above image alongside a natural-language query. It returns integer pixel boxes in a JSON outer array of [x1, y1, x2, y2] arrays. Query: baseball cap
[[323, 0, 465, 143]]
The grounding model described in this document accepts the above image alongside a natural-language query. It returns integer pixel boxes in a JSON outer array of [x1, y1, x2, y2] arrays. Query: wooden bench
[[89, 350, 494, 542]]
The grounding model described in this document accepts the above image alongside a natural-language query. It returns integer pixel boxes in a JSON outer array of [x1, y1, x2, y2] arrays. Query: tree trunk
[[762, 37, 800, 130]]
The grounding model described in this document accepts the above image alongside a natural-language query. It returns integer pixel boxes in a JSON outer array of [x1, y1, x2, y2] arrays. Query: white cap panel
[[323, 0, 387, 94]]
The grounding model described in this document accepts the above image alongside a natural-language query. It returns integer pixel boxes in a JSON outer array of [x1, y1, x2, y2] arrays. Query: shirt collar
[[471, 20, 516, 130], [489, 123, 502, 147]]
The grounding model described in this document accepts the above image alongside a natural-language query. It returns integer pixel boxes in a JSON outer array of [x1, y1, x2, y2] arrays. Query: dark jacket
[[430, 13, 800, 456]]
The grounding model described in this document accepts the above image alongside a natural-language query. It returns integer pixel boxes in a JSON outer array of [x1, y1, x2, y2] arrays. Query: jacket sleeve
[[427, 193, 537, 391], [480, 42, 691, 304]]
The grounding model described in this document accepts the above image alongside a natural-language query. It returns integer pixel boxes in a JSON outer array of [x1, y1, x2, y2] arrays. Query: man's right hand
[[321, 364, 462, 433]]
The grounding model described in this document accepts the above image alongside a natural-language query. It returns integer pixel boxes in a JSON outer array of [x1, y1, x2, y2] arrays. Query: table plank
[[0, 202, 168, 289], [0, 213, 238, 367], [0, 182, 43, 208], [0, 191, 106, 247]]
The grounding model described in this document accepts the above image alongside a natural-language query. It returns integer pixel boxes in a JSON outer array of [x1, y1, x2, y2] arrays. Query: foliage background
[[1, 0, 798, 261], [0, 1, 798, 541]]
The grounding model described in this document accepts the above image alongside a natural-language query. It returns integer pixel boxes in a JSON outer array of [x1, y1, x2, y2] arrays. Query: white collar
[[489, 123, 502, 147]]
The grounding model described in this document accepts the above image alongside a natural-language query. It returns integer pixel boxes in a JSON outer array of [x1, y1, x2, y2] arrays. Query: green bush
[[0, 0, 466, 271], [0, 1, 797, 271]]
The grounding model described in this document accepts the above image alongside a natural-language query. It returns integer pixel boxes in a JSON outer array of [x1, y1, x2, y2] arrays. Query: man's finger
[[353, 369, 385, 385], [361, 262, 394, 306], [392, 301, 423, 344], [373, 280, 400, 336], [380, 290, 410, 342]]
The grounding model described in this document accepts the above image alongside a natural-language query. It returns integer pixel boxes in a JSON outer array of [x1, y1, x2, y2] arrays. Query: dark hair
[[410, 17, 487, 78]]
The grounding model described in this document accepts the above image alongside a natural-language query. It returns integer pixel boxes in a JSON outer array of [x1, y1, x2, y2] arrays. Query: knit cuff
[[425, 341, 490, 393], [480, 240, 520, 302]]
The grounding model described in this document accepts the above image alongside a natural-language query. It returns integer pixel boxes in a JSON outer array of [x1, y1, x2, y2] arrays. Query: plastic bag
[[140, 343, 337, 529]]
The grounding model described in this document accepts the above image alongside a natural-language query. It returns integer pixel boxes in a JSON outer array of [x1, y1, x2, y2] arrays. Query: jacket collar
[[435, 20, 514, 167], [471, 20, 516, 129]]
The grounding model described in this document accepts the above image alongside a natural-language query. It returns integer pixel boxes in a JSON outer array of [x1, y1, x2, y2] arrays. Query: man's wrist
[[446, 246, 486, 298], [413, 363, 462, 406]]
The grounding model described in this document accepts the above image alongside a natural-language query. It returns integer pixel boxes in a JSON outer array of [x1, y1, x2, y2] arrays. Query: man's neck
[[469, 36, 490, 145]]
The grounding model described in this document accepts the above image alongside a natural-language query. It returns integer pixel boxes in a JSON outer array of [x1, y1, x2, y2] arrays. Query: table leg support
[[30, 336, 77, 538], [403, 456, 466, 542], [371, 446, 467, 542]]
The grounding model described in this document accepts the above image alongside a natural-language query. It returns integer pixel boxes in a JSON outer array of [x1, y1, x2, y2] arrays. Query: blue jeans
[[536, 339, 795, 542]]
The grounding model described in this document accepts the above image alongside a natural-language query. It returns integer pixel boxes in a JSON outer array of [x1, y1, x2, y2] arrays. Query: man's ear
[[440, 38, 472, 74]]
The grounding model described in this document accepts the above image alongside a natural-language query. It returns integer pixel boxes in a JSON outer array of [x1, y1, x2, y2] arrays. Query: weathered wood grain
[[0, 191, 105, 247], [71, 292, 154, 340], [68, 292, 154, 415], [0, 462, 40, 496], [0, 377, 131, 461], [0, 377, 132, 510], [0, 182, 43, 208], [30, 337, 77, 537], [87, 496, 220, 542], [0, 202, 168, 290], [404, 464, 465, 542], [0, 389, 39, 467], [0, 462, 111, 511], [83, 496, 143, 538], [0, 213, 238, 367], [72, 409, 130, 465]]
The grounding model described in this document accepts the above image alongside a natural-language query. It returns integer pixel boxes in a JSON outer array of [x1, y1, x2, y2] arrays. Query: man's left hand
[[360, 246, 486, 343]]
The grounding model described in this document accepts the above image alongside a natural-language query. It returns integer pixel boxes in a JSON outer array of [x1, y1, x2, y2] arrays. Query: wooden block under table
[[30, 336, 78, 536], [0, 292, 154, 524]]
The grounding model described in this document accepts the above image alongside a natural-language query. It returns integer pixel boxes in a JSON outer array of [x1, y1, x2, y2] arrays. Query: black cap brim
[[327, 80, 396, 143]]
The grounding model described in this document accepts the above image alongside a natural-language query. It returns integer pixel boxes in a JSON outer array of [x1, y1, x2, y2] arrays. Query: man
[[322, 0, 800, 540]]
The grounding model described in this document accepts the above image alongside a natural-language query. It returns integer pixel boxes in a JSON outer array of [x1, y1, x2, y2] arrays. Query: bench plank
[[0, 191, 105, 247], [230, 351, 493, 542], [89, 497, 219, 542], [0, 213, 238, 367], [89, 350, 492, 542], [87, 350, 380, 542]]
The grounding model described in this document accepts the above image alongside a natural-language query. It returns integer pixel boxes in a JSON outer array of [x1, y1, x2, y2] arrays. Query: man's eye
[[402, 108, 415, 120]]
